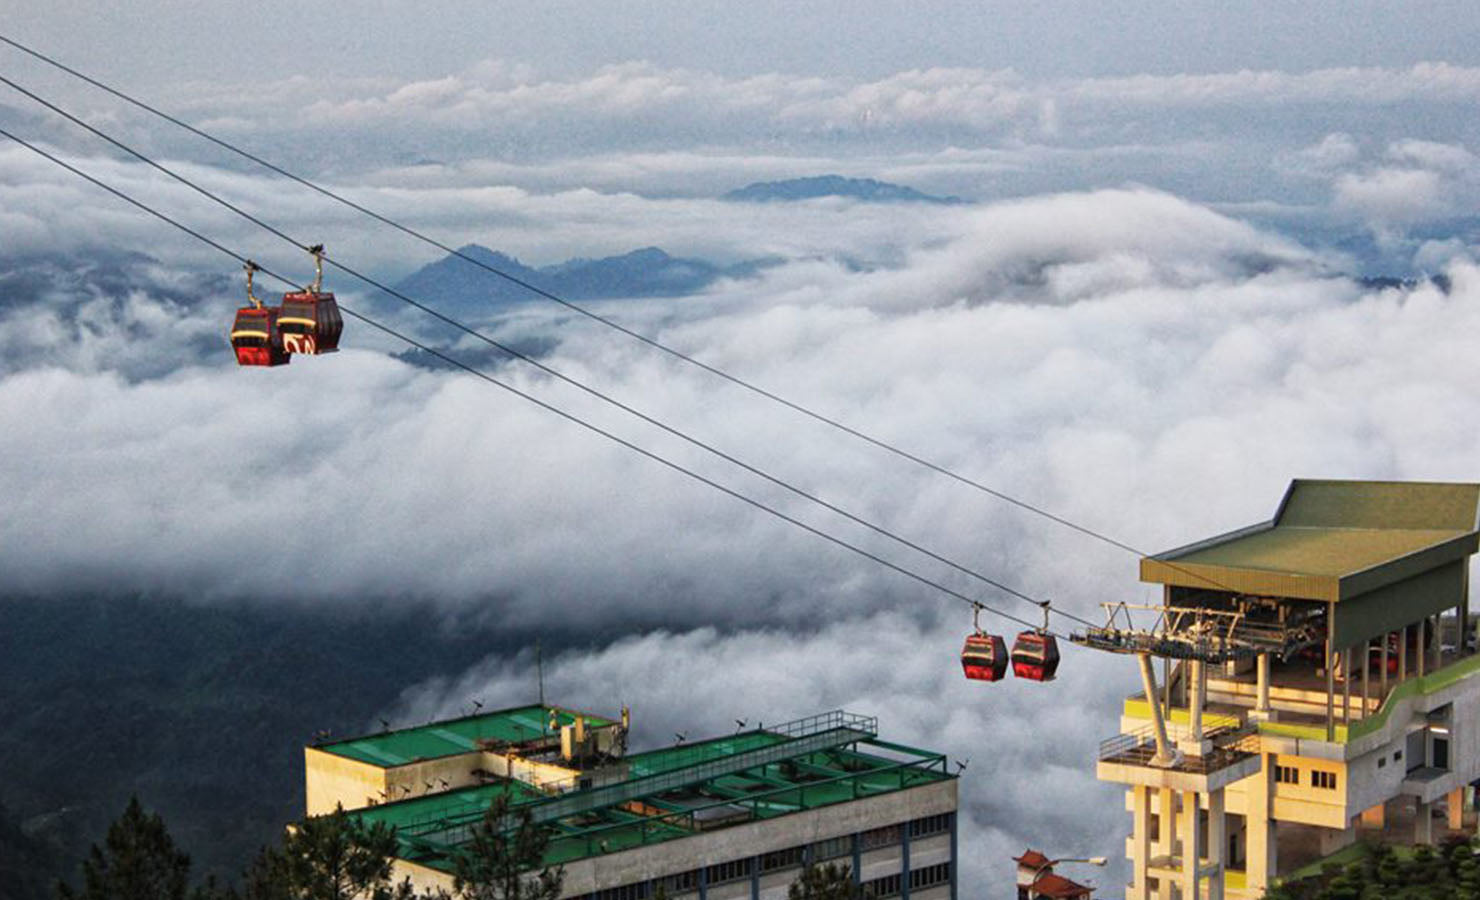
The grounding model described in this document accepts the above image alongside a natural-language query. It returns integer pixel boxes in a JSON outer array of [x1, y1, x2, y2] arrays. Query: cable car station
[[1081, 479, 1480, 899]]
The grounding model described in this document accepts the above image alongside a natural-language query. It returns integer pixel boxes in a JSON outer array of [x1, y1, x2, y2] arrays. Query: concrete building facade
[[1090, 479, 1480, 900]]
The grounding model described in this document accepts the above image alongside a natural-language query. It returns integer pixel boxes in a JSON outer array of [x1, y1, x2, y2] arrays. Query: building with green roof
[[304, 708, 958, 900]]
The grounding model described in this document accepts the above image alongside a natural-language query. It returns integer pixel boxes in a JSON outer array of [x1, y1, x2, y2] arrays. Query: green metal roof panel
[[1143, 479, 1480, 601], [352, 780, 546, 832], [317, 705, 615, 767], [1277, 480, 1480, 531]]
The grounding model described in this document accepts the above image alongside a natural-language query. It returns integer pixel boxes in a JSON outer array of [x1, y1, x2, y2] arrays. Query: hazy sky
[[9, 1, 1480, 86]]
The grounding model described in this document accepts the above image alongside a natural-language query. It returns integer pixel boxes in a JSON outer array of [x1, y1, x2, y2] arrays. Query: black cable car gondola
[[277, 244, 343, 355], [1011, 602, 1060, 682], [961, 606, 1009, 682], [230, 262, 289, 367]]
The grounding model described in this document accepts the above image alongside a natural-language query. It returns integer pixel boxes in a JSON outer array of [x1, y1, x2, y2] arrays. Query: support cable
[[0, 123, 1068, 638], [0, 72, 1098, 629], [0, 32, 1152, 563]]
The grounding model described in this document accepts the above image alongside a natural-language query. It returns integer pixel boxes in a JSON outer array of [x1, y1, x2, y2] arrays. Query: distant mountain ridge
[[722, 175, 964, 205], [389, 245, 773, 316]]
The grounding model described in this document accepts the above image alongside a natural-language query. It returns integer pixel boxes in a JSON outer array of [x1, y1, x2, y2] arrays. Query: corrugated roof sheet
[[1143, 480, 1480, 601], [317, 705, 615, 767]]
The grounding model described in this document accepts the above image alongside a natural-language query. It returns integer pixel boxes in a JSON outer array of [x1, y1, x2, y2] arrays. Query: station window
[[1378, 756, 1387, 769], [1274, 765, 1299, 784], [1312, 770, 1338, 790]]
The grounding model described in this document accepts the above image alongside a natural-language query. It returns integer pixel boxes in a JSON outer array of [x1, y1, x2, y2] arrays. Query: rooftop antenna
[[536, 638, 547, 710]]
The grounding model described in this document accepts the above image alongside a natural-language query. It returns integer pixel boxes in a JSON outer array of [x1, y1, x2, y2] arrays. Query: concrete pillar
[[1181, 790, 1203, 900], [1129, 786, 1151, 900], [1416, 798, 1434, 845], [1433, 615, 1443, 671], [1190, 660, 1204, 740], [1361, 640, 1370, 718], [1245, 756, 1276, 895], [1342, 648, 1352, 724], [1400, 626, 1409, 683], [1419, 620, 1427, 679], [1449, 787, 1466, 831], [1157, 788, 1175, 859], [1381, 635, 1389, 696], [1326, 604, 1336, 741], [1208, 789, 1227, 900], [1320, 818, 1358, 855], [1256, 653, 1271, 715]]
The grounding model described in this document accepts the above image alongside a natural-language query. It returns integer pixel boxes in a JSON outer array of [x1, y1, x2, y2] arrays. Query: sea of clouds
[[3, 55, 1480, 898]]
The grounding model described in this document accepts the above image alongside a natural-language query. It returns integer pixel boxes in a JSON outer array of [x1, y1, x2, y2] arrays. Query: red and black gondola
[[1010, 631, 1060, 681], [961, 632, 1009, 682], [230, 262, 289, 367], [277, 244, 343, 355]]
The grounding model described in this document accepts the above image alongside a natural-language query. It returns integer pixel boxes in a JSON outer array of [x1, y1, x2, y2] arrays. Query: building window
[[1312, 770, 1338, 790], [657, 871, 698, 896], [705, 859, 752, 885], [863, 873, 902, 899], [860, 824, 902, 850], [593, 884, 649, 900], [909, 862, 952, 891], [813, 835, 852, 861], [909, 813, 953, 839], [761, 846, 805, 873], [1274, 765, 1299, 784]]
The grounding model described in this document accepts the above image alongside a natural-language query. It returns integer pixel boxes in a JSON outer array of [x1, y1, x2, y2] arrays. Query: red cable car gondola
[[277, 244, 343, 355], [1010, 602, 1060, 682], [961, 606, 1009, 682], [1010, 632, 1060, 681], [962, 633, 1009, 682], [230, 262, 289, 367]]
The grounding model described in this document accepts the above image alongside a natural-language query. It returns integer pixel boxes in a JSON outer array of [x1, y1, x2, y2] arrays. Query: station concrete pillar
[[1255, 653, 1271, 716], [1208, 788, 1226, 900], [1245, 755, 1276, 895], [1449, 788, 1466, 831], [1129, 786, 1151, 900], [1416, 798, 1434, 844], [1181, 790, 1203, 900]]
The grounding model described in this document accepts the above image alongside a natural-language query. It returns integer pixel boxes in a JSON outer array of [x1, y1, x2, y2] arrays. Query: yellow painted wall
[[1267, 755, 1349, 829], [304, 747, 388, 815]]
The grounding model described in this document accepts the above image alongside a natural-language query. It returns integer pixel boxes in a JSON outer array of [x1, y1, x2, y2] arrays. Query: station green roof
[[1142, 479, 1480, 602], [316, 705, 615, 768]]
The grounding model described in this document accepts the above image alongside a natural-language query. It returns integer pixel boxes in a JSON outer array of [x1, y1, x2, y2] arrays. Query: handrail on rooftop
[[397, 710, 885, 841]]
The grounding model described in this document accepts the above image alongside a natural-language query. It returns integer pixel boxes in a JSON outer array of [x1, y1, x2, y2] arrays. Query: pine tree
[[243, 806, 413, 900], [451, 793, 563, 900], [787, 862, 864, 900], [57, 796, 192, 900]]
